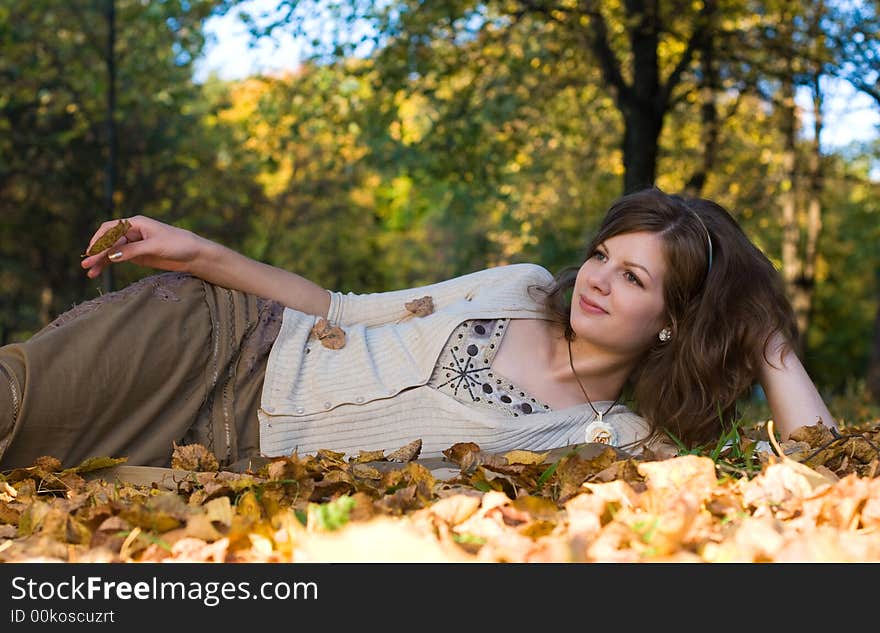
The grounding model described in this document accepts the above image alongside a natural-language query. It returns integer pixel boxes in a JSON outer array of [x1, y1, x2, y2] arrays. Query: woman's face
[[570, 230, 669, 356]]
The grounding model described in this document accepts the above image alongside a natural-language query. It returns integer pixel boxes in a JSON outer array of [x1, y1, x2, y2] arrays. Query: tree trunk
[[798, 72, 824, 348], [778, 66, 803, 353], [621, 106, 662, 193], [584, 0, 707, 195], [869, 271, 880, 403], [622, 0, 661, 193], [685, 21, 719, 196], [789, 6, 827, 355], [101, 0, 117, 295]]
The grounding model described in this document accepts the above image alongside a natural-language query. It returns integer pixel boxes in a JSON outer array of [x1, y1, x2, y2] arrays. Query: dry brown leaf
[[182, 513, 225, 542], [637, 455, 719, 516], [266, 458, 309, 482], [310, 317, 346, 349], [350, 450, 387, 464], [171, 443, 219, 472], [202, 497, 233, 527], [168, 537, 229, 563], [766, 420, 837, 492], [557, 454, 614, 501], [442, 442, 482, 465], [428, 494, 482, 526], [508, 495, 559, 522], [34, 456, 62, 472], [404, 296, 434, 317], [0, 501, 21, 524], [350, 463, 383, 480], [86, 219, 131, 256], [504, 450, 550, 466], [0, 481, 17, 502], [385, 439, 422, 463], [788, 420, 836, 447], [347, 492, 378, 522]]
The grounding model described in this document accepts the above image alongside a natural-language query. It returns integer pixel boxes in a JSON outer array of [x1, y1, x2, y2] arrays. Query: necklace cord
[[567, 337, 621, 422]]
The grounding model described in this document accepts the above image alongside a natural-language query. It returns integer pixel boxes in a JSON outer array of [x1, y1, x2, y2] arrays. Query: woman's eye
[[592, 251, 641, 286], [624, 271, 643, 286]]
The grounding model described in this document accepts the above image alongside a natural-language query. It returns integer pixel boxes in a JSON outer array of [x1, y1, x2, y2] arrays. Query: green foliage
[[308, 495, 356, 531], [665, 408, 762, 479], [0, 0, 256, 341]]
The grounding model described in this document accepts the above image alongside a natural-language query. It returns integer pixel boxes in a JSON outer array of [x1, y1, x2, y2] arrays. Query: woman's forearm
[[191, 239, 331, 318], [758, 334, 837, 440]]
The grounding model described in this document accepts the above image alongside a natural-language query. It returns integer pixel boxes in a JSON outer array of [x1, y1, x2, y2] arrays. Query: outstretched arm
[[758, 332, 837, 440], [81, 215, 331, 318]]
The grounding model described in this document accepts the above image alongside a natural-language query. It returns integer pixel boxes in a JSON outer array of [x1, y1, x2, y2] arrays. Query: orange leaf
[[310, 318, 346, 349], [404, 295, 434, 317]]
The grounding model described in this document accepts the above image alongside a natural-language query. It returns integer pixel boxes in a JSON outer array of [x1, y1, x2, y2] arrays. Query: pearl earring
[[658, 327, 672, 343]]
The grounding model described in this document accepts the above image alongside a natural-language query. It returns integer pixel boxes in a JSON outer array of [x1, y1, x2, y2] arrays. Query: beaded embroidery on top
[[427, 318, 552, 417]]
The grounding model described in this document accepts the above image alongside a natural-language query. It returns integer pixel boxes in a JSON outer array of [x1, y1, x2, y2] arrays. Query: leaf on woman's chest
[[404, 296, 434, 317], [311, 317, 346, 349]]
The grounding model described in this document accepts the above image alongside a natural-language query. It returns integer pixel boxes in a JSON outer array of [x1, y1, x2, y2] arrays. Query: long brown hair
[[529, 187, 798, 449]]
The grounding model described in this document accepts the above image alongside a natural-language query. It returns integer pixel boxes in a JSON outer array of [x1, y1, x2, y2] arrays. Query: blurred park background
[[1, 1, 879, 425]]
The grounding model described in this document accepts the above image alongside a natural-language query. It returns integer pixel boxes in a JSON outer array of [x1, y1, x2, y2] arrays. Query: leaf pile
[[1, 423, 879, 562]]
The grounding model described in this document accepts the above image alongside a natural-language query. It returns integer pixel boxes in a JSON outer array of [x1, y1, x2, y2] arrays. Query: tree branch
[[580, 0, 631, 105]]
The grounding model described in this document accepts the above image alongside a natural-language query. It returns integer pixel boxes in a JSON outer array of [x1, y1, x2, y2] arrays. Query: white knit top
[[258, 263, 652, 459]]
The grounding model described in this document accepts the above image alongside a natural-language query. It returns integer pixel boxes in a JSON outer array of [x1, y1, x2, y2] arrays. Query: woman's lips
[[579, 295, 608, 315]]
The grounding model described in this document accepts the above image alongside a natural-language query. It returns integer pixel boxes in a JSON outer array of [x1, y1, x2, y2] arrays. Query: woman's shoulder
[[476, 262, 554, 286]]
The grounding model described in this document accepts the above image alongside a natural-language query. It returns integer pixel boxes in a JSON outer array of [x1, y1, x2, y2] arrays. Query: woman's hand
[[81, 214, 331, 318], [81, 215, 209, 279]]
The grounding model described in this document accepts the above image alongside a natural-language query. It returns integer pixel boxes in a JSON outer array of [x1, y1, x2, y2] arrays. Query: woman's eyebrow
[[598, 242, 654, 280]]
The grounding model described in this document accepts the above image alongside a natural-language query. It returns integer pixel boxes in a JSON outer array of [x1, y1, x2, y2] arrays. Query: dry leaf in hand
[[86, 218, 131, 256], [404, 296, 434, 317], [311, 317, 346, 349], [386, 439, 422, 463]]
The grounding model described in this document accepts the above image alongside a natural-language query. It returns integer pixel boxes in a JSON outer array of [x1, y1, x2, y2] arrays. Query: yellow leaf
[[766, 420, 836, 492], [503, 450, 549, 466], [203, 497, 233, 527], [236, 490, 263, 521], [86, 219, 131, 256]]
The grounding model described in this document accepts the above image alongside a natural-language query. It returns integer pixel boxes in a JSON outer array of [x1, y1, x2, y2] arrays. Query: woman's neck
[[543, 321, 637, 402]]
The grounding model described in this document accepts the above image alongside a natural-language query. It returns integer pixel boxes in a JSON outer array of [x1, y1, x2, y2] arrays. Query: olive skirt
[[0, 272, 284, 471]]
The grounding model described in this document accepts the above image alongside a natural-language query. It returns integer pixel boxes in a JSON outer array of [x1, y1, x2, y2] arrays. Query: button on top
[[296, 407, 304, 414], [324, 402, 332, 409], [264, 406, 275, 413], [355, 396, 364, 403]]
